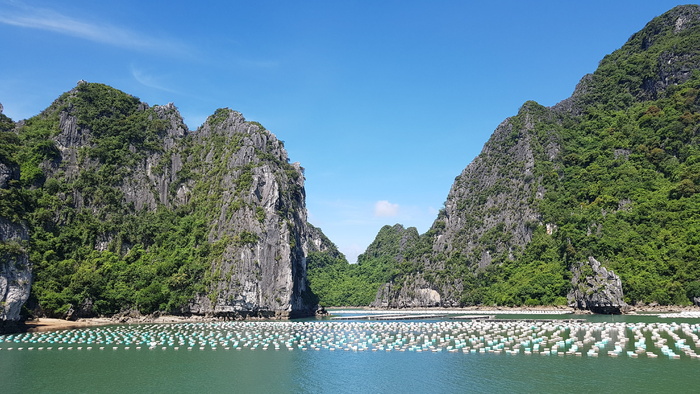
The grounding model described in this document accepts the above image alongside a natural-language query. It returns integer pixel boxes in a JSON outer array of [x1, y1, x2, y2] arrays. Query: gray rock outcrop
[[1, 108, 32, 325], [0, 217, 31, 322], [373, 102, 561, 307], [372, 277, 441, 308], [0, 162, 19, 189], [182, 109, 317, 318], [432, 102, 558, 268], [567, 257, 628, 314]]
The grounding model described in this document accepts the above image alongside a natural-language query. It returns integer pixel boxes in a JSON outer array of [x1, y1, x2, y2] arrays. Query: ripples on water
[[2, 319, 700, 393]]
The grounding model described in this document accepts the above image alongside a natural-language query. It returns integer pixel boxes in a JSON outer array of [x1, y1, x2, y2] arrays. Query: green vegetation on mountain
[[0, 113, 24, 221], [436, 76, 700, 307], [307, 224, 416, 306], [540, 79, 700, 305], [309, 5, 700, 308], [1, 82, 324, 318], [8, 84, 204, 316]]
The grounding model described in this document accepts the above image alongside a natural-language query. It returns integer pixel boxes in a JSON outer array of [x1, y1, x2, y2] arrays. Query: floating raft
[[481, 319, 588, 323], [332, 314, 447, 321], [330, 309, 573, 315], [1, 320, 699, 359], [450, 315, 496, 320]]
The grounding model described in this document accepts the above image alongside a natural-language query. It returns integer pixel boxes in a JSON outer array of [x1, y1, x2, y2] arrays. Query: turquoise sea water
[[2, 313, 700, 393]]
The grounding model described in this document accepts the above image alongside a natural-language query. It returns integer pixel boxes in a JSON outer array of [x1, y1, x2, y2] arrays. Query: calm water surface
[[2, 312, 700, 393]]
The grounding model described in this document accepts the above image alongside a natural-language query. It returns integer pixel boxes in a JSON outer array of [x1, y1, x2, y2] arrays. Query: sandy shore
[[17, 318, 115, 333], [14, 315, 217, 333], [6, 304, 699, 334]]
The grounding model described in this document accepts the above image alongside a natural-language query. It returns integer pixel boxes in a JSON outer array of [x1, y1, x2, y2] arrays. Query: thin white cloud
[[130, 65, 180, 94], [0, 4, 187, 55], [374, 200, 399, 217]]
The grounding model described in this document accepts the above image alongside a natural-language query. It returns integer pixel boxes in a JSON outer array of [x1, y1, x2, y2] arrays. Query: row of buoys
[[1, 320, 699, 359], [330, 309, 573, 315]]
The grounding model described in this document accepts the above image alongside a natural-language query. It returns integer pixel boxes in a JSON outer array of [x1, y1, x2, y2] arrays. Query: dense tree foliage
[[354, 76, 700, 308], [2, 84, 213, 317], [0, 83, 312, 317], [310, 7, 700, 307], [306, 225, 411, 306], [542, 78, 700, 305], [306, 252, 386, 306]]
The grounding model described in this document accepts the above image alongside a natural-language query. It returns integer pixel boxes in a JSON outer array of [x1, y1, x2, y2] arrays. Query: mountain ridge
[[357, 4, 700, 312], [0, 82, 337, 323]]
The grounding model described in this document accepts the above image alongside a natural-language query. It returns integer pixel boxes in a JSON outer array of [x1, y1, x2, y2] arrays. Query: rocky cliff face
[[0, 161, 19, 189], [0, 106, 31, 324], [4, 83, 330, 319], [181, 109, 316, 318], [434, 102, 559, 268], [567, 257, 628, 314], [372, 277, 441, 309], [0, 217, 30, 322], [373, 102, 562, 308]]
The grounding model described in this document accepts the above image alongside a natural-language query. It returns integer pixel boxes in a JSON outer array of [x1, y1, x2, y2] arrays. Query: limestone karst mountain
[[1, 106, 31, 327], [356, 5, 700, 312], [0, 82, 337, 322]]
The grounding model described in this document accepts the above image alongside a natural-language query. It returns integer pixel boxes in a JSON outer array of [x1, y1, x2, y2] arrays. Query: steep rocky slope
[[1, 82, 334, 320], [370, 5, 700, 311], [0, 106, 32, 327], [0, 217, 30, 322]]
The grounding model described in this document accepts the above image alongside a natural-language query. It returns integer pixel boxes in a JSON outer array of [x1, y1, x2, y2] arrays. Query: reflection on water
[[1, 314, 700, 393]]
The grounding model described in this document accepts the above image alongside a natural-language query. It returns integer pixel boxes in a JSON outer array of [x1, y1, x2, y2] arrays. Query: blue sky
[[0, 0, 688, 262]]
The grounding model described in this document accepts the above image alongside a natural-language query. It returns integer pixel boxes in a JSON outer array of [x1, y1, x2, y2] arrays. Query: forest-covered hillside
[[309, 5, 700, 309], [1, 82, 335, 320]]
